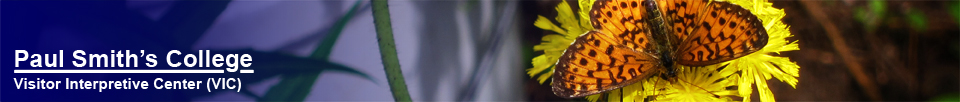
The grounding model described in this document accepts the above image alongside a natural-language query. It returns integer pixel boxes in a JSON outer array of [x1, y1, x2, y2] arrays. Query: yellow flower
[[656, 66, 740, 102], [585, 65, 739, 102], [529, 0, 595, 84], [716, 0, 800, 102], [530, 0, 798, 102]]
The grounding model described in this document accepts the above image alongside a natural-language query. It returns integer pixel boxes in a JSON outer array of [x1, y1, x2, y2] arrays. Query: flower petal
[[534, 16, 568, 35]]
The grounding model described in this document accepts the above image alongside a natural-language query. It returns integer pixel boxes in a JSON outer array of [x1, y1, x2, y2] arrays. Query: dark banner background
[[5, 0, 957, 101], [2, 1, 274, 101]]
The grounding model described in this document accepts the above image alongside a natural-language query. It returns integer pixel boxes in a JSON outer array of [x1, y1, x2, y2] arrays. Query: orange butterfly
[[551, 0, 768, 98]]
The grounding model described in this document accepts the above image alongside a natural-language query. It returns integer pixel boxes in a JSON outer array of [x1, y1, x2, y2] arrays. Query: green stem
[[371, 0, 412, 101], [312, 0, 363, 59]]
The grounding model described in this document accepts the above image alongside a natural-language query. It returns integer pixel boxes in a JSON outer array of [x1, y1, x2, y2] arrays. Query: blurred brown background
[[519, 0, 960, 101]]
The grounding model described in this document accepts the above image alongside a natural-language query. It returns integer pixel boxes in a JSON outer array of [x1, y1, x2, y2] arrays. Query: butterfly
[[551, 0, 768, 98]]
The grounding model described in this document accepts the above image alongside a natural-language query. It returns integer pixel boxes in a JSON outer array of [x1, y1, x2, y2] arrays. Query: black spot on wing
[[696, 51, 705, 61], [724, 46, 735, 56], [594, 40, 601, 46], [587, 70, 595, 77], [680, 1, 687, 7], [638, 36, 645, 44], [589, 50, 598, 57], [729, 22, 738, 28], [596, 79, 604, 88], [596, 62, 604, 71], [580, 58, 588, 65], [684, 14, 696, 21], [719, 18, 727, 25], [605, 46, 614, 54], [701, 22, 712, 31]]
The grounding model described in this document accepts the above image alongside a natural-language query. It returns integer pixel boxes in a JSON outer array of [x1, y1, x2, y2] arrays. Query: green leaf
[[932, 92, 960, 101], [951, 2, 960, 23], [905, 9, 928, 32], [255, 49, 375, 101], [258, 1, 373, 102], [311, 0, 365, 59]]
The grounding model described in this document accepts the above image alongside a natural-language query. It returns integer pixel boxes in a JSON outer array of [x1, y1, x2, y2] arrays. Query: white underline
[[13, 69, 231, 73], [240, 70, 254, 73]]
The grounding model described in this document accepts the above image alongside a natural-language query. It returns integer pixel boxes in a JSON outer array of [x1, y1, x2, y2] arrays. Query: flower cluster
[[528, 0, 595, 84], [528, 0, 800, 102]]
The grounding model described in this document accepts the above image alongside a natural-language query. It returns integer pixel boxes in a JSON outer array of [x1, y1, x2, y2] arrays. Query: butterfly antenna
[[677, 77, 721, 98], [648, 72, 664, 101]]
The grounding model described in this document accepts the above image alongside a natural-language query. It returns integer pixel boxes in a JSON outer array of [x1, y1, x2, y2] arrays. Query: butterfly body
[[551, 0, 768, 98]]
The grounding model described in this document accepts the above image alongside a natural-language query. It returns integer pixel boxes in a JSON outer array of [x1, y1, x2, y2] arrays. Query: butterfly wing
[[589, 0, 659, 52], [675, 2, 768, 66], [551, 0, 664, 98], [658, 0, 711, 43], [552, 31, 662, 98]]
